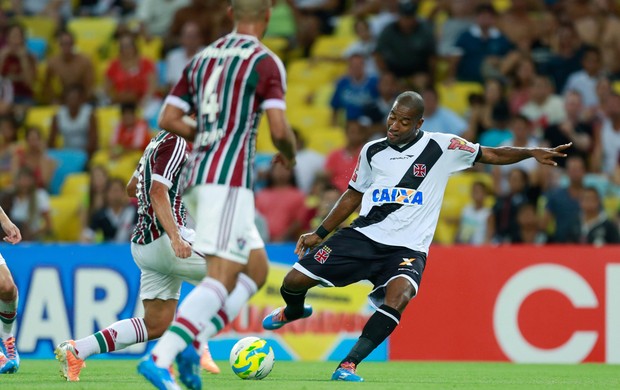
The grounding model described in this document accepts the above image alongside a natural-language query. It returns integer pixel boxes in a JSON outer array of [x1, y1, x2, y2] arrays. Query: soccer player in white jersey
[[54, 131, 267, 383], [0, 206, 21, 374], [138, 0, 296, 389], [263, 91, 571, 382]]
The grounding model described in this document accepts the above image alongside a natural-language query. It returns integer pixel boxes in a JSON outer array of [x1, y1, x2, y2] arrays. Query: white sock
[[201, 273, 258, 339], [151, 277, 227, 368], [74, 318, 148, 360], [0, 294, 17, 339]]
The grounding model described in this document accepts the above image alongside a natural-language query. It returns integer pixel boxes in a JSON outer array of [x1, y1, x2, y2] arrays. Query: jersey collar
[[388, 130, 424, 153]]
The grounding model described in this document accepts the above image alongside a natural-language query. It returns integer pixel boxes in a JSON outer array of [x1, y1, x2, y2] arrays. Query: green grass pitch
[[1, 360, 619, 389]]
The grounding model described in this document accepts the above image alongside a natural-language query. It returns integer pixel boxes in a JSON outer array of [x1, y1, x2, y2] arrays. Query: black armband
[[315, 225, 331, 239]]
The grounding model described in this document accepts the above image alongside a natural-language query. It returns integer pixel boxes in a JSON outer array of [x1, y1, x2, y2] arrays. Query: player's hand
[[171, 237, 192, 259], [1, 220, 21, 245], [532, 143, 571, 166], [295, 232, 322, 259]]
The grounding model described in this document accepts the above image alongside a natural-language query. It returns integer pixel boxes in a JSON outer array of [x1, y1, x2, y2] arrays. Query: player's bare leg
[[262, 268, 318, 330], [0, 264, 18, 374], [334, 277, 416, 382]]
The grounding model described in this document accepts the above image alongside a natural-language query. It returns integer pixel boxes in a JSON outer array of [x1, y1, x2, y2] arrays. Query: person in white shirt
[[563, 47, 606, 109], [456, 180, 490, 245], [137, 0, 190, 37], [164, 21, 204, 89], [263, 91, 570, 382], [520, 75, 566, 133], [421, 86, 467, 136]]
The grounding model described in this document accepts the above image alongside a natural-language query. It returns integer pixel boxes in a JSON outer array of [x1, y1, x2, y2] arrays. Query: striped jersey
[[131, 130, 190, 245], [165, 32, 286, 190], [348, 131, 481, 254]]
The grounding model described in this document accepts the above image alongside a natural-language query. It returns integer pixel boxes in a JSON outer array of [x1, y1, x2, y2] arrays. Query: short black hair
[[120, 102, 137, 113], [475, 3, 497, 15], [395, 91, 425, 121]]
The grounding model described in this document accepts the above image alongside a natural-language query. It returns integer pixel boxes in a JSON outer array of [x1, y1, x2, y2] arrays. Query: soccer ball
[[229, 336, 275, 380]]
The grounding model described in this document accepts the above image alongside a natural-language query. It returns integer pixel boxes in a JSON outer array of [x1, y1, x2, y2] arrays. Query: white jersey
[[348, 131, 481, 254]]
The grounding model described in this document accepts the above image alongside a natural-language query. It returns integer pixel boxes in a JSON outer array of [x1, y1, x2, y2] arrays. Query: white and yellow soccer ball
[[229, 336, 275, 380]]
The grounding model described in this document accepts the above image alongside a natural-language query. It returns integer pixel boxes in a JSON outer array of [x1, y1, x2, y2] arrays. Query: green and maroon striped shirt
[[165, 32, 287, 190]]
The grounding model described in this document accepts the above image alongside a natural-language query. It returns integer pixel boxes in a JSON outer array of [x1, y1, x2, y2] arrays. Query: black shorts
[[294, 228, 427, 307]]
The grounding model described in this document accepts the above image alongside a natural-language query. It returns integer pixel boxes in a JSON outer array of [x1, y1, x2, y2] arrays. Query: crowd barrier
[[2, 243, 618, 362]]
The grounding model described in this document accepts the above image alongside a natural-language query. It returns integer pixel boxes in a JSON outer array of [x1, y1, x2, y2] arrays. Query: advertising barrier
[[2, 243, 619, 362], [1, 243, 385, 361], [390, 246, 620, 363]]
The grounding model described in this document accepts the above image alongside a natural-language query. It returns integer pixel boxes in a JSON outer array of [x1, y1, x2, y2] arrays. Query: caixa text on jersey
[[371, 187, 423, 205]]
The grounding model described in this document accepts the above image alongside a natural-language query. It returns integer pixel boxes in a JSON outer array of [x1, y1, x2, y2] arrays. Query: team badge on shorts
[[314, 246, 332, 264], [413, 164, 426, 177]]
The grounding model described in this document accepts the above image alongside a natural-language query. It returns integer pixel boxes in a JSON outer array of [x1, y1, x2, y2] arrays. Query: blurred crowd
[[0, 0, 618, 245]]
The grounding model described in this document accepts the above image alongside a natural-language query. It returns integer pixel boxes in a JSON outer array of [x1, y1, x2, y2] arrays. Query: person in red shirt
[[110, 102, 152, 159], [104, 33, 157, 107], [0, 24, 36, 105], [255, 160, 308, 242], [325, 120, 369, 193]]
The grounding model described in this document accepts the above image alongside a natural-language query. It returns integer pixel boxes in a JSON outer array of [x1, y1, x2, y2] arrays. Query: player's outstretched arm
[[0, 206, 21, 245], [295, 189, 363, 258], [158, 104, 197, 142], [265, 108, 296, 168], [478, 142, 571, 166], [150, 181, 192, 258]]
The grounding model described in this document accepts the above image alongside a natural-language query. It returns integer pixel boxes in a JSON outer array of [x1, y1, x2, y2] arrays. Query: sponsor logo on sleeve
[[448, 137, 476, 153]]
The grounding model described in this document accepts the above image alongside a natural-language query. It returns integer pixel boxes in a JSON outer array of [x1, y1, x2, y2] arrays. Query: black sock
[[339, 305, 401, 367], [281, 286, 307, 320]]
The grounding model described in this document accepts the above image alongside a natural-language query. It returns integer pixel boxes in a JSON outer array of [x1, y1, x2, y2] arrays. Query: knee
[[282, 270, 313, 292], [0, 280, 16, 301], [384, 292, 414, 313], [143, 315, 173, 340]]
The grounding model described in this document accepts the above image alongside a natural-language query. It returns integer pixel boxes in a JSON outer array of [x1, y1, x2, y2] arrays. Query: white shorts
[[0, 252, 5, 266], [131, 231, 206, 301], [183, 184, 264, 264]]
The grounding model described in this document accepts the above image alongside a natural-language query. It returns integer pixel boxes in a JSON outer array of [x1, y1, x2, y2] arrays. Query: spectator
[[543, 90, 594, 169], [168, 0, 231, 47], [494, 115, 541, 196], [293, 129, 325, 195], [309, 184, 353, 232], [542, 155, 586, 243], [136, 0, 190, 38], [0, 24, 36, 105], [352, 0, 398, 39], [43, 30, 95, 103], [374, 0, 435, 79], [599, 93, 620, 176], [466, 78, 511, 146], [48, 84, 98, 159], [344, 18, 378, 76], [11, 126, 56, 189], [507, 58, 536, 115], [14, 0, 72, 23], [76, 0, 137, 17], [330, 53, 379, 124], [165, 21, 204, 89], [104, 34, 157, 108], [435, 0, 475, 58], [449, 3, 512, 83], [0, 167, 51, 241], [83, 178, 137, 243], [572, 186, 620, 245], [0, 73, 13, 115], [594, 76, 613, 120], [361, 71, 400, 135], [110, 102, 152, 159], [456, 180, 491, 245], [325, 120, 368, 193], [543, 22, 585, 93], [563, 47, 606, 109], [511, 202, 547, 244], [497, 0, 548, 50], [0, 115, 16, 187], [87, 165, 109, 219], [421, 86, 468, 136], [289, 0, 341, 57], [574, 0, 620, 76], [520, 75, 566, 133], [488, 168, 531, 243], [255, 160, 308, 242]]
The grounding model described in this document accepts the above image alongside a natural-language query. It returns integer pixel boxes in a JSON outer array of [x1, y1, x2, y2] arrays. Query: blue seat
[[48, 149, 88, 195], [27, 37, 47, 61]]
